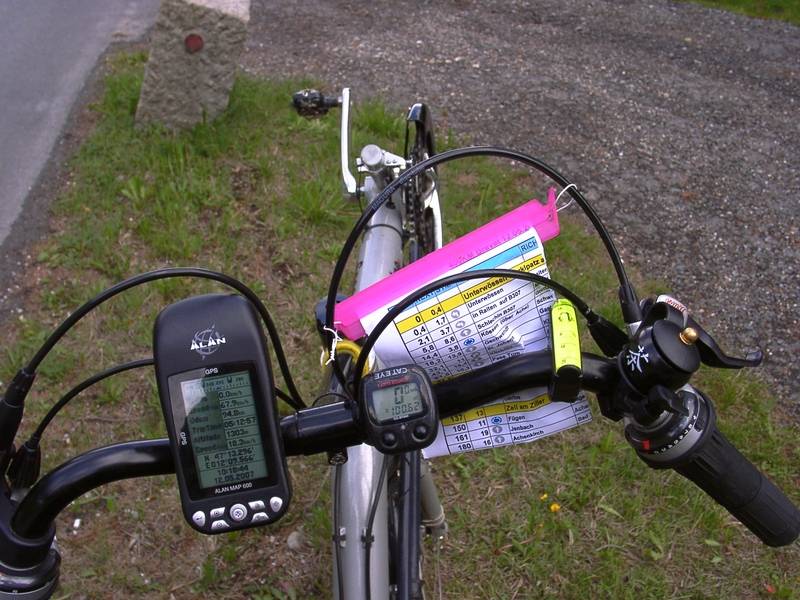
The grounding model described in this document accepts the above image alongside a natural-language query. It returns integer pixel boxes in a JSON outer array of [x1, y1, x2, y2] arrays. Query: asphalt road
[[0, 0, 159, 256]]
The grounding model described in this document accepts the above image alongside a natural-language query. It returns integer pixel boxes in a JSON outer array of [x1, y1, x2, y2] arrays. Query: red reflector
[[184, 34, 204, 54], [642, 439, 651, 451]]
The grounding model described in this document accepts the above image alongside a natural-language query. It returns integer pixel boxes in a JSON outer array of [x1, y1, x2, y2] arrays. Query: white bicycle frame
[[331, 89, 444, 600]]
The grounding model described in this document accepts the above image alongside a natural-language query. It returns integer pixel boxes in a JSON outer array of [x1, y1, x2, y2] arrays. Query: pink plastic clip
[[334, 188, 560, 339]]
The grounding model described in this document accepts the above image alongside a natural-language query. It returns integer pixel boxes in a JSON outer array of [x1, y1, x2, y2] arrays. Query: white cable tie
[[323, 326, 343, 365], [556, 183, 577, 212]]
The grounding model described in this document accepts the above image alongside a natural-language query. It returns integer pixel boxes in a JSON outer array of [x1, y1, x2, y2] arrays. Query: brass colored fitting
[[679, 327, 699, 345]]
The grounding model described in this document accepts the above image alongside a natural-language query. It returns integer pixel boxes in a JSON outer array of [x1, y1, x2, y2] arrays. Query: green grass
[[2, 53, 798, 599], [685, 0, 800, 25]]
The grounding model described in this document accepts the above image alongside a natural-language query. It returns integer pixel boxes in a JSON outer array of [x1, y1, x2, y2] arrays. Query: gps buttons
[[192, 511, 206, 528], [230, 504, 247, 522], [211, 520, 230, 532]]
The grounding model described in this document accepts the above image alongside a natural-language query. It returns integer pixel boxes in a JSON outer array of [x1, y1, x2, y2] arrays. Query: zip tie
[[323, 326, 342, 365], [556, 183, 577, 212]]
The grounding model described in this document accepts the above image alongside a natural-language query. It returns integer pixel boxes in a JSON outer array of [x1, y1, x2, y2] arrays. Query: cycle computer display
[[154, 294, 291, 534], [359, 364, 438, 453]]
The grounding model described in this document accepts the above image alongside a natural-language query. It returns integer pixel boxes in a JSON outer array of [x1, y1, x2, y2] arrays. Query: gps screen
[[180, 370, 268, 489]]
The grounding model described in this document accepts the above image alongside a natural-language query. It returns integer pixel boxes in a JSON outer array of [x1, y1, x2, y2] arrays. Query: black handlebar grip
[[674, 424, 800, 547]]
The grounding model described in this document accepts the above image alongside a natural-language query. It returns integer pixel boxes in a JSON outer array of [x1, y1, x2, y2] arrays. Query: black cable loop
[[364, 222, 405, 238], [333, 464, 345, 600], [325, 145, 638, 390], [24, 268, 305, 410], [363, 454, 389, 600], [32, 358, 154, 441], [32, 359, 302, 443], [350, 268, 592, 397]]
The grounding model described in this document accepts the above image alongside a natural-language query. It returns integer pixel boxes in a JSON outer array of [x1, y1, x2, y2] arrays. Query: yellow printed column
[[396, 304, 448, 381], [439, 412, 474, 453]]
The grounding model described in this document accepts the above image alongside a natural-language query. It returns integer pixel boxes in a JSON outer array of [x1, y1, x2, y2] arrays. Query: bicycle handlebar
[[677, 420, 800, 547], [632, 386, 800, 547], [9, 351, 799, 550], [432, 352, 618, 418]]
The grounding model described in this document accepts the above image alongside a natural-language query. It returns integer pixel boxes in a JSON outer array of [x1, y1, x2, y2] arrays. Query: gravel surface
[[243, 0, 799, 416]]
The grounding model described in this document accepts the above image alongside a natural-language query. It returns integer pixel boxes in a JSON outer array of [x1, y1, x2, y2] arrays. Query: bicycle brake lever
[[639, 296, 762, 369], [686, 315, 763, 369]]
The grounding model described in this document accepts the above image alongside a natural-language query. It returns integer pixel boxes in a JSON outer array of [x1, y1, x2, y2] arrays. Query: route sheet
[[425, 388, 591, 457], [358, 227, 593, 456]]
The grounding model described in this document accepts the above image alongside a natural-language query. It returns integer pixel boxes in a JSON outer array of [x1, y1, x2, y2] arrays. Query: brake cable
[[32, 358, 155, 441], [363, 455, 389, 600], [325, 145, 640, 390], [6, 357, 301, 489], [348, 268, 623, 397], [5, 268, 305, 411]]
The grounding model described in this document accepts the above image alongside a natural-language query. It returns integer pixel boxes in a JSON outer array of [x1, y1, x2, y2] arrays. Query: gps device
[[359, 364, 438, 453], [153, 294, 291, 534]]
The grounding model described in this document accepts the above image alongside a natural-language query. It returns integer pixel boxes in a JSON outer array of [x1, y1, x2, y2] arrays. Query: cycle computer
[[153, 294, 291, 534], [359, 364, 438, 453]]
